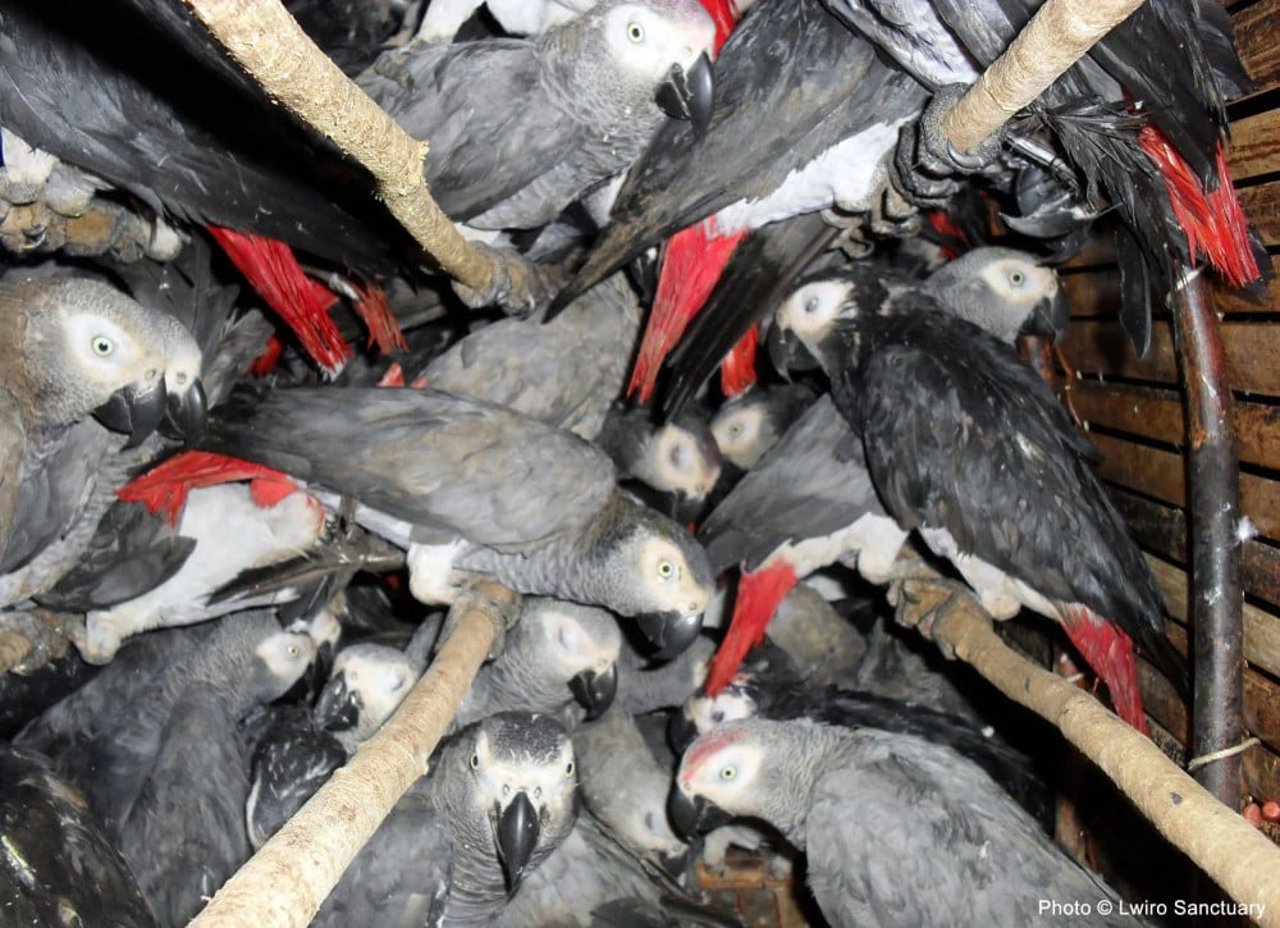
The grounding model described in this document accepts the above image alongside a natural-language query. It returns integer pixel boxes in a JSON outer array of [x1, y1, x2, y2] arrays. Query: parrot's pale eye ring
[[565, 760, 575, 778], [1009, 270, 1026, 286], [470, 752, 480, 770], [627, 21, 644, 43], [728, 423, 743, 437], [720, 765, 736, 781], [91, 336, 114, 356], [658, 559, 676, 579], [287, 644, 301, 657]]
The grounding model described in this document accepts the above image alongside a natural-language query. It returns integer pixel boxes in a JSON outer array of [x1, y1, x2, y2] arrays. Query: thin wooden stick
[[931, 597, 1280, 927], [941, 0, 1145, 153], [188, 582, 518, 928], [179, 0, 555, 310]]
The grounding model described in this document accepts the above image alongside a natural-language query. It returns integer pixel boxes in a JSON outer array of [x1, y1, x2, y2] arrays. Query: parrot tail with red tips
[[628, 220, 748, 404], [207, 225, 351, 377], [1060, 604, 1150, 736], [705, 559, 797, 695], [118, 450, 300, 526]]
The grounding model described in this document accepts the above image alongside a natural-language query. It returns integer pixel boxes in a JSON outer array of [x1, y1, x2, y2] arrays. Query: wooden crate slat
[[1089, 431, 1280, 539], [1073, 380, 1280, 468], [1229, 107, 1280, 181], [1232, 0, 1280, 98], [1238, 181, 1280, 245], [1062, 319, 1280, 395], [1214, 256, 1280, 315]]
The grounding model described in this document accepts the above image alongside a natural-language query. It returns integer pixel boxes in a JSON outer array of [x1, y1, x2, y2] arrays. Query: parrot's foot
[[451, 243, 566, 318], [441, 577, 522, 660], [699, 823, 764, 872], [0, 608, 77, 674], [887, 576, 971, 658], [890, 84, 1005, 208]]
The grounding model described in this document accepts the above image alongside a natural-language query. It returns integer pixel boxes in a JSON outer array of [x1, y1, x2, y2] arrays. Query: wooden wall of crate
[[1055, 0, 1280, 814]]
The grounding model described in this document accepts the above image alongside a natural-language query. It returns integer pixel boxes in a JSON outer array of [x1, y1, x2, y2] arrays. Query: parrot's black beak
[[495, 790, 539, 892], [569, 663, 618, 721], [634, 610, 703, 660], [315, 671, 362, 733], [162, 378, 208, 443], [656, 52, 714, 135], [765, 324, 818, 378], [95, 377, 167, 449], [667, 706, 700, 754], [668, 787, 730, 839], [1022, 288, 1069, 341]]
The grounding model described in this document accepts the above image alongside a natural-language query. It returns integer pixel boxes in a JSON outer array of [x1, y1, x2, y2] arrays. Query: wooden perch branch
[[188, 582, 518, 928], [930, 595, 1280, 927], [941, 0, 1145, 153], [179, 0, 556, 312]]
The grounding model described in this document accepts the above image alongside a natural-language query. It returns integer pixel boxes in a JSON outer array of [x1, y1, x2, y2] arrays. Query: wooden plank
[[1147, 555, 1280, 681], [1062, 319, 1280, 395], [1112, 489, 1280, 610], [1214, 256, 1280, 315], [1238, 181, 1280, 246], [1089, 431, 1280, 540], [1073, 381, 1280, 468], [1230, 108, 1280, 182], [1233, 0, 1280, 98], [1061, 268, 1121, 318]]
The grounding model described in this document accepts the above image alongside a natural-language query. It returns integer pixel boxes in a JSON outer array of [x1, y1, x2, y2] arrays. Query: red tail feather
[[118, 450, 298, 526], [351, 281, 408, 354], [207, 225, 351, 376], [1061, 604, 1149, 735], [1138, 127, 1260, 288], [696, 0, 737, 51], [705, 559, 798, 696], [719, 323, 759, 397], [628, 220, 748, 404]]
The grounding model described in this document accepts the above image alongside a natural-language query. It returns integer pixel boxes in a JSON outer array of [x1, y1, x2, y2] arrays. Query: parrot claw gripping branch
[[1, 0, 1274, 925]]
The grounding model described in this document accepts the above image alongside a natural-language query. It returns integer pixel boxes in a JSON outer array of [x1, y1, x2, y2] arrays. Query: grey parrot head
[[631, 412, 723, 504], [314, 642, 421, 743], [248, 628, 319, 704], [710, 384, 818, 471], [513, 598, 623, 720], [555, 0, 717, 133], [670, 718, 828, 847], [10, 276, 178, 446], [768, 267, 900, 378], [925, 247, 1067, 344], [447, 711, 580, 893], [669, 681, 758, 752], [591, 494, 714, 659]]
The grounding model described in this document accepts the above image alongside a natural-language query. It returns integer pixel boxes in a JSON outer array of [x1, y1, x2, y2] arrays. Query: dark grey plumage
[[597, 403, 723, 506], [675, 719, 1141, 927], [708, 383, 820, 471], [315, 711, 579, 927]]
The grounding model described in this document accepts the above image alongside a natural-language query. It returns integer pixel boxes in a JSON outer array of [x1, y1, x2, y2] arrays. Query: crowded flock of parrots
[[0, 0, 1267, 925]]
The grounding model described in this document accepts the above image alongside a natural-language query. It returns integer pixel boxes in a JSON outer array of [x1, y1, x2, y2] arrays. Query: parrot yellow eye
[[728, 423, 743, 437], [1009, 270, 1026, 286], [657, 559, 676, 579], [627, 21, 644, 42], [470, 752, 480, 770], [720, 765, 736, 781], [287, 645, 301, 657], [565, 760, 575, 778], [91, 336, 114, 356]]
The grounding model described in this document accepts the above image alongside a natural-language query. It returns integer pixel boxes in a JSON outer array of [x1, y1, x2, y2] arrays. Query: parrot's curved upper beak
[[668, 786, 730, 839], [569, 663, 618, 721], [163, 378, 208, 443], [1023, 288, 1070, 341], [656, 52, 714, 135], [667, 705, 700, 754], [94, 378, 168, 449], [315, 671, 362, 733], [495, 790, 539, 892], [634, 610, 703, 660]]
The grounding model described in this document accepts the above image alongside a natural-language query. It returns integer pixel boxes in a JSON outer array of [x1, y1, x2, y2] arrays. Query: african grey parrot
[[361, 0, 717, 231], [768, 259, 1187, 732], [417, 0, 597, 43], [314, 711, 579, 927], [202, 386, 713, 659], [673, 719, 1144, 927], [0, 744, 157, 928], [419, 272, 642, 440], [596, 403, 723, 517], [0, 275, 207, 609]]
